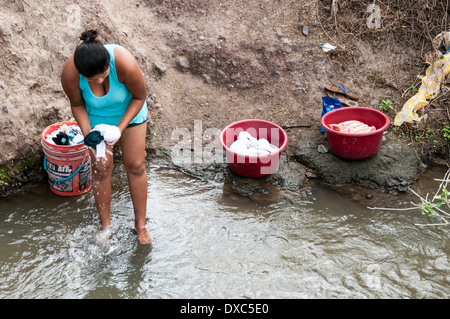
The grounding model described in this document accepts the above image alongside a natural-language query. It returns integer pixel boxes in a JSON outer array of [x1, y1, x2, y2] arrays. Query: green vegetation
[[443, 124, 450, 142], [0, 159, 36, 186], [378, 99, 394, 112], [421, 189, 449, 217], [370, 169, 449, 226], [393, 122, 450, 158], [0, 167, 11, 185]]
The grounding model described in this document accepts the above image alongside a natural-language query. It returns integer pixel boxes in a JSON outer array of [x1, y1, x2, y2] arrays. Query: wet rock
[[172, 153, 308, 199], [223, 154, 308, 200], [294, 138, 421, 194], [2, 105, 8, 113], [305, 170, 317, 178], [268, 155, 308, 191], [226, 175, 272, 198], [418, 163, 427, 173]]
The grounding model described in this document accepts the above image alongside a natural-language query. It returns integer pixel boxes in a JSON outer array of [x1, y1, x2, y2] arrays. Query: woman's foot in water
[[93, 224, 113, 245], [135, 225, 152, 245]]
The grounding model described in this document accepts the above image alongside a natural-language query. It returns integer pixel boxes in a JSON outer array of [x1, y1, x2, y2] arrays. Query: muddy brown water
[[0, 165, 448, 298]]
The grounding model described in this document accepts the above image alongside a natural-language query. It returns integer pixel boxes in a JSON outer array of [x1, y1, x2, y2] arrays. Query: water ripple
[[0, 166, 448, 298]]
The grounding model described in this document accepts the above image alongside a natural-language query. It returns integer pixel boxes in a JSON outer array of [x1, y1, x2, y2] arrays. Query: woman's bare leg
[[120, 123, 152, 244], [90, 145, 114, 230]]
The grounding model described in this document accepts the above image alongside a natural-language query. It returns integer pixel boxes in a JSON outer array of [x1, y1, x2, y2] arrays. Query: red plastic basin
[[220, 119, 288, 178], [320, 107, 390, 159]]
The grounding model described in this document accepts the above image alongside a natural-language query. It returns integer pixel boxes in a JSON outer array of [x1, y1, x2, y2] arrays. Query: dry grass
[[317, 0, 449, 47]]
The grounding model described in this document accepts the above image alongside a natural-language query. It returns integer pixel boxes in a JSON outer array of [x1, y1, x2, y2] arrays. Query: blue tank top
[[79, 44, 148, 127]]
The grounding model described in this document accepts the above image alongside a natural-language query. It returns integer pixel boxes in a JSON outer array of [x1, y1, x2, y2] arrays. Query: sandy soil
[[0, 0, 447, 194]]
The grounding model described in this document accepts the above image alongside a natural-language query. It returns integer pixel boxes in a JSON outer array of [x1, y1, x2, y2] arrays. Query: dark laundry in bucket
[[45, 123, 84, 146], [52, 132, 70, 145]]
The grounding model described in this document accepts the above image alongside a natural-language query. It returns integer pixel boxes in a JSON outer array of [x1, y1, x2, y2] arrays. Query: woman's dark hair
[[74, 30, 110, 78]]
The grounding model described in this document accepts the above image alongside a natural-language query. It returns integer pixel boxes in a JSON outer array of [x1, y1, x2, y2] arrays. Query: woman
[[61, 29, 152, 245]]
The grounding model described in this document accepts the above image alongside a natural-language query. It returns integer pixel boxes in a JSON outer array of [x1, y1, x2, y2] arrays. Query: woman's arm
[[61, 55, 93, 137], [114, 46, 148, 133]]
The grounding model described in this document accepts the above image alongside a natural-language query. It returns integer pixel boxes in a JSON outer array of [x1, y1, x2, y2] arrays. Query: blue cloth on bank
[[321, 96, 342, 132]]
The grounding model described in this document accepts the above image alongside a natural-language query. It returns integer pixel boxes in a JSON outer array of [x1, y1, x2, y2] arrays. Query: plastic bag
[[395, 32, 450, 126], [321, 96, 342, 132]]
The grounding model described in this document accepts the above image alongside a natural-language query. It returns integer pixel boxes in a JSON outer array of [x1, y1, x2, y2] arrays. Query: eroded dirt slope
[[0, 0, 446, 194]]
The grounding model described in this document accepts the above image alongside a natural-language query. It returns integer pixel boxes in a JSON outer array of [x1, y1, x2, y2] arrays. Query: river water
[[0, 165, 448, 299]]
